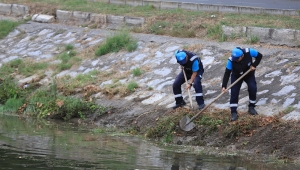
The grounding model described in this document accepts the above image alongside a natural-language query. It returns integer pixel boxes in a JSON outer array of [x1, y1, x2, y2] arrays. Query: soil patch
[[88, 97, 300, 163]]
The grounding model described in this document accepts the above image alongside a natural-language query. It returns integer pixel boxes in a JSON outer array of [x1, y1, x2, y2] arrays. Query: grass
[[0, 45, 81, 80], [0, 78, 106, 120], [145, 116, 177, 143], [127, 81, 138, 92], [0, 97, 24, 113], [19, 61, 48, 77], [55, 44, 81, 71], [132, 67, 142, 76], [0, 78, 24, 104], [56, 70, 100, 98], [0, 20, 21, 39], [95, 31, 138, 56], [282, 106, 295, 114], [245, 35, 260, 44], [206, 24, 223, 41], [99, 79, 138, 98], [65, 44, 74, 50]]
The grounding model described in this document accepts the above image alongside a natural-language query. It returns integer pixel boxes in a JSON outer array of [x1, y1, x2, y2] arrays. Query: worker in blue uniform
[[222, 47, 263, 121], [173, 50, 205, 110]]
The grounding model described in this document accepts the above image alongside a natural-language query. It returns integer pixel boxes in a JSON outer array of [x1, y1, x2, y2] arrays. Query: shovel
[[179, 69, 252, 131], [183, 69, 193, 109]]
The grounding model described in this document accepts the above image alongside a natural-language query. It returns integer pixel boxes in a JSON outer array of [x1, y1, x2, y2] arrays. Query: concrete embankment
[[0, 16, 300, 121]]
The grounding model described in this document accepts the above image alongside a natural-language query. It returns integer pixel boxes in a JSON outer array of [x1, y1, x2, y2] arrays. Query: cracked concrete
[[1, 16, 300, 121]]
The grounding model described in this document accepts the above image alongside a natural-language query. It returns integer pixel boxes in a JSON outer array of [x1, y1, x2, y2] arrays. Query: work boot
[[172, 101, 186, 109], [248, 106, 258, 115], [199, 104, 206, 110], [231, 112, 238, 122]]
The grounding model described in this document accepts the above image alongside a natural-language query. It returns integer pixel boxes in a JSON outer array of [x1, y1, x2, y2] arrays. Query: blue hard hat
[[175, 51, 187, 65], [231, 48, 243, 61]]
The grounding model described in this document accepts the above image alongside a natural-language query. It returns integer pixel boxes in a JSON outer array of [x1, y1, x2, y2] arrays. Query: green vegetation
[[0, 59, 47, 78], [132, 67, 142, 76], [0, 78, 24, 104], [56, 70, 100, 99], [127, 81, 138, 92], [171, 22, 196, 38], [206, 24, 223, 41], [95, 31, 138, 56], [0, 97, 24, 113], [146, 116, 177, 143], [245, 35, 260, 44], [282, 106, 295, 114], [0, 77, 106, 120], [144, 108, 281, 145], [56, 44, 80, 71], [65, 44, 74, 50], [149, 21, 169, 35], [0, 43, 107, 121], [196, 115, 223, 133], [100, 79, 139, 97], [0, 20, 21, 39]]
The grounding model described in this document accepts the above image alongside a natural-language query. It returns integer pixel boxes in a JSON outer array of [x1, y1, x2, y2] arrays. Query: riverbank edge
[[1, 2, 300, 167]]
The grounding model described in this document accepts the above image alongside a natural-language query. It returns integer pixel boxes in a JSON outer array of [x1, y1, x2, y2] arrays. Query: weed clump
[[95, 31, 138, 56], [0, 77, 106, 121], [146, 116, 178, 143], [0, 78, 24, 104]]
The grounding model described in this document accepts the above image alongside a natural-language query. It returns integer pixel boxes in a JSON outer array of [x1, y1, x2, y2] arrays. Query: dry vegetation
[[1, 0, 300, 42]]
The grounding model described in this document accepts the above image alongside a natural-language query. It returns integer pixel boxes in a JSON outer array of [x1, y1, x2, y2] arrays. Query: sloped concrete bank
[[1, 15, 300, 121]]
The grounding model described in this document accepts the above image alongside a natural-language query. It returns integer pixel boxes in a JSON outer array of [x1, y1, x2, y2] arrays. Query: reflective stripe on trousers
[[230, 73, 257, 112], [173, 71, 204, 105]]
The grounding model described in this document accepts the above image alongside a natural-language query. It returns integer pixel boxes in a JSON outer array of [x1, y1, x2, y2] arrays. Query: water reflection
[[0, 114, 299, 170]]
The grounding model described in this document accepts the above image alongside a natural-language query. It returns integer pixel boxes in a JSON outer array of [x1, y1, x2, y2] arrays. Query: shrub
[[0, 78, 23, 104], [55, 97, 97, 121]]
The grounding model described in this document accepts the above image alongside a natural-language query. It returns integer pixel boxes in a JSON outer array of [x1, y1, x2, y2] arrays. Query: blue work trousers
[[173, 71, 204, 106], [230, 73, 257, 113]]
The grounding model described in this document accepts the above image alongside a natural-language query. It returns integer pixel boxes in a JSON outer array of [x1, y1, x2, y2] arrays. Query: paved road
[[164, 0, 300, 10]]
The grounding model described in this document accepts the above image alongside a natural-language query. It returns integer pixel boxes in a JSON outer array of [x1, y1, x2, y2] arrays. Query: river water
[[0, 114, 299, 170]]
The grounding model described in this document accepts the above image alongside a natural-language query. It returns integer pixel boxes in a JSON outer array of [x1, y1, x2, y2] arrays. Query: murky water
[[0, 114, 299, 170]]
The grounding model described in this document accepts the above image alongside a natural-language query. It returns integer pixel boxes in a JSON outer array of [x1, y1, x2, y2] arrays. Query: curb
[[91, 0, 299, 16]]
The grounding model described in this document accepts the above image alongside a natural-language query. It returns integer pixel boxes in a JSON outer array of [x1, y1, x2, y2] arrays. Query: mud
[[91, 96, 300, 163]]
